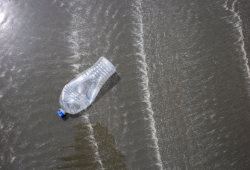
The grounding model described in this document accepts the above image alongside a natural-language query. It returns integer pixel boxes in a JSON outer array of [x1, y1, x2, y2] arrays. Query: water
[[1, 0, 250, 169]]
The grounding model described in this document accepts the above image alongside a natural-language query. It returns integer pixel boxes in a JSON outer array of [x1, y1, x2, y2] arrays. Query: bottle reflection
[[54, 122, 127, 169]]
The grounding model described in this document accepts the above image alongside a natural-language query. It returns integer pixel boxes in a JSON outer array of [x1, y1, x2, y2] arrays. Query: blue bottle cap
[[57, 109, 65, 117]]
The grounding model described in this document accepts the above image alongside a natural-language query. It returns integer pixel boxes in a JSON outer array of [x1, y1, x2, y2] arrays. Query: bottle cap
[[57, 109, 65, 117]]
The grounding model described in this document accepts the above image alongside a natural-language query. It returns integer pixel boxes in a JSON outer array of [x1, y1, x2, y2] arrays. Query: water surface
[[0, 0, 250, 169]]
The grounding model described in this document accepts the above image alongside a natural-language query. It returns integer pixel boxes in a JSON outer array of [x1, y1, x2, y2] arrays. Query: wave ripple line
[[131, 0, 163, 169]]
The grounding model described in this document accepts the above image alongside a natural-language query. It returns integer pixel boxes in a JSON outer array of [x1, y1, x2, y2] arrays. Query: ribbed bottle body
[[58, 57, 116, 115]]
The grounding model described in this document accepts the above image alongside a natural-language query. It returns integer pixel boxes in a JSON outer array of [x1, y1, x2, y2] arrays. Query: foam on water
[[105, 4, 112, 17], [111, 9, 118, 19], [223, 0, 229, 10], [0, 155, 3, 169], [81, 114, 104, 170], [10, 155, 15, 163], [52, 0, 57, 5], [223, 0, 250, 79], [131, 0, 163, 169], [120, 111, 128, 145], [0, 71, 5, 77], [0, 120, 3, 130], [71, 63, 81, 73]]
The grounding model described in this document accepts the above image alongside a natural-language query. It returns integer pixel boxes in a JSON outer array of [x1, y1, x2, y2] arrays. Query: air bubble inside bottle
[[57, 57, 116, 117]]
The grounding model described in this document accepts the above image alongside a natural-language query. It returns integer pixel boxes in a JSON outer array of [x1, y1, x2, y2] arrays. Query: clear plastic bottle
[[57, 57, 116, 117]]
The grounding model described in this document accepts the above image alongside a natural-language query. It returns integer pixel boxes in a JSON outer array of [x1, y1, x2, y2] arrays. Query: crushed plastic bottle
[[57, 57, 116, 117]]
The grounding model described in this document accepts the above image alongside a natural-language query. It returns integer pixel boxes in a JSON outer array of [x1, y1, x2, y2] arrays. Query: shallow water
[[1, 0, 250, 169]]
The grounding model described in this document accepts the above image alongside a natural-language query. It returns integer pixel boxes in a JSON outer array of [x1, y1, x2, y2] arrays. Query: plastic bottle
[[57, 57, 116, 117]]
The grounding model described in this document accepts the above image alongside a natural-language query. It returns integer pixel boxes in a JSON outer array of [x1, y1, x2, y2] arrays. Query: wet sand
[[1, 0, 250, 169]]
